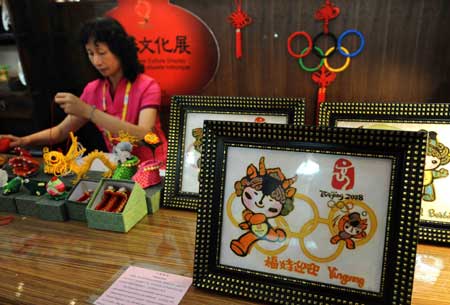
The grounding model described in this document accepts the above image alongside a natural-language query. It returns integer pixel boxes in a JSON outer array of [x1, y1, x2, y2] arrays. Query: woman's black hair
[[80, 17, 144, 82]]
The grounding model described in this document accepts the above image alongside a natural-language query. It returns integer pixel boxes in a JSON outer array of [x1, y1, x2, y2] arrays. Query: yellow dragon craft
[[42, 132, 117, 184]]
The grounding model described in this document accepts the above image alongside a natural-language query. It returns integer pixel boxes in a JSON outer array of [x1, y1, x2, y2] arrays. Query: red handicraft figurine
[[95, 186, 130, 213], [0, 137, 11, 153], [228, 0, 252, 59], [8, 147, 40, 177]]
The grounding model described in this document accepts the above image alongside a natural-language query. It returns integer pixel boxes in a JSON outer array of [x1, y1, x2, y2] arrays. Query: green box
[[15, 193, 39, 216], [144, 183, 162, 214], [86, 179, 147, 233], [0, 188, 17, 213], [65, 179, 99, 222], [36, 197, 68, 221]]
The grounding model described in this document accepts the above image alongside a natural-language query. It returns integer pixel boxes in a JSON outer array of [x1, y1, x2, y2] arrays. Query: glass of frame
[[320, 102, 450, 245], [163, 95, 305, 210], [194, 120, 426, 305]]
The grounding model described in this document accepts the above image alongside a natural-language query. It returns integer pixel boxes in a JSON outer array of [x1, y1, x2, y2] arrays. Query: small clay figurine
[[95, 186, 130, 213], [23, 179, 47, 196], [2, 176, 23, 195], [76, 189, 94, 203], [95, 185, 115, 210], [112, 142, 140, 180], [8, 147, 40, 177], [0, 169, 8, 187], [112, 142, 133, 164], [46, 176, 67, 200]]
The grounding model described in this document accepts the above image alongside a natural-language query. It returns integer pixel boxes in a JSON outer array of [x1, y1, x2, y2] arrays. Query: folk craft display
[[112, 141, 140, 180], [23, 179, 47, 196], [95, 186, 131, 213], [76, 190, 94, 203], [8, 147, 40, 177], [320, 102, 450, 245], [194, 120, 426, 305], [0, 137, 10, 153], [2, 176, 23, 195], [66, 180, 99, 209], [142, 131, 161, 158], [0, 154, 7, 167], [46, 176, 67, 200], [43, 132, 116, 184], [287, 0, 365, 123], [132, 159, 161, 189], [0, 169, 7, 187], [228, 0, 252, 59], [112, 155, 140, 180]]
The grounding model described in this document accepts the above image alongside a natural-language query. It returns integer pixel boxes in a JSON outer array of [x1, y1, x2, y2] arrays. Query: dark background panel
[[172, 0, 450, 124], [2, 0, 449, 137]]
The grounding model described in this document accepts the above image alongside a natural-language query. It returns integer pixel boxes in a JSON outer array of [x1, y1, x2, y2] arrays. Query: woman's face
[[85, 39, 122, 79]]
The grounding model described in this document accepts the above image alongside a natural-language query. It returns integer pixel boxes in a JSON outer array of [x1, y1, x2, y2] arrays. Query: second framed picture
[[193, 121, 426, 305], [320, 102, 450, 245], [163, 95, 305, 210]]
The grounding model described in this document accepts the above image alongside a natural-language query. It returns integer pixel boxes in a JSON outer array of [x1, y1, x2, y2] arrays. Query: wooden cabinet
[[1, 0, 115, 150]]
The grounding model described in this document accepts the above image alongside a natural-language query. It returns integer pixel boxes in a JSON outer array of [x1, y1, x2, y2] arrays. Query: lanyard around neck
[[102, 80, 132, 121]]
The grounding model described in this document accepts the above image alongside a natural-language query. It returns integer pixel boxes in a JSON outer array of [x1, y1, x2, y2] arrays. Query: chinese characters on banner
[[107, 0, 219, 104]]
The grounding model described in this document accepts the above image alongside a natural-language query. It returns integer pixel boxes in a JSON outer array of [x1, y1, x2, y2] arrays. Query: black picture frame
[[320, 102, 450, 245], [193, 120, 426, 305], [163, 95, 305, 210]]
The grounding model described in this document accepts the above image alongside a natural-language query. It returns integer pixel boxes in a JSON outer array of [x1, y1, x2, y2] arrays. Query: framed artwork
[[320, 102, 450, 245], [163, 95, 305, 210], [193, 120, 427, 305]]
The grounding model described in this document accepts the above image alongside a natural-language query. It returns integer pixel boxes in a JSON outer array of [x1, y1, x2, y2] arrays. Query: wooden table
[[0, 209, 449, 305]]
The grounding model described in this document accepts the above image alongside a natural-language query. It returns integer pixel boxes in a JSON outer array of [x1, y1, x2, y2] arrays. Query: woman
[[1, 17, 167, 167]]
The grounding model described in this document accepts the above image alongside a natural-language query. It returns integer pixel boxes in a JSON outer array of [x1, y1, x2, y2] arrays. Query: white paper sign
[[94, 266, 192, 305]]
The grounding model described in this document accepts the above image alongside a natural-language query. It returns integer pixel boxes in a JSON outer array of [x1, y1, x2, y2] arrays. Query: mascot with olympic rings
[[330, 211, 368, 249], [422, 131, 450, 202], [230, 157, 297, 257]]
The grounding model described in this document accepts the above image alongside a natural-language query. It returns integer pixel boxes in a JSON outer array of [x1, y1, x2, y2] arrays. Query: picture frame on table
[[193, 120, 427, 305], [320, 102, 450, 245], [163, 95, 305, 210]]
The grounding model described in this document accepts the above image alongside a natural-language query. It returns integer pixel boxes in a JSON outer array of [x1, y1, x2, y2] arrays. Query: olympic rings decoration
[[312, 32, 337, 59], [296, 46, 350, 73], [288, 30, 365, 72], [275, 193, 320, 238], [299, 218, 345, 263], [298, 47, 324, 72], [287, 31, 313, 59], [226, 192, 377, 262], [323, 46, 351, 73], [337, 29, 365, 58], [254, 217, 290, 256]]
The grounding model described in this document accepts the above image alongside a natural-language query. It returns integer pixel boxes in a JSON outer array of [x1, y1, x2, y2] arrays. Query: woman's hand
[[54, 92, 91, 119], [0, 134, 27, 148]]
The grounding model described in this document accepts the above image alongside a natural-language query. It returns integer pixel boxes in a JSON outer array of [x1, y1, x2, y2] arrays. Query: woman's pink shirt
[[80, 74, 167, 167]]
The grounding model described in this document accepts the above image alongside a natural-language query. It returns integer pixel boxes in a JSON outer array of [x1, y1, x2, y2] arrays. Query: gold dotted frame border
[[319, 101, 450, 245], [193, 121, 427, 305], [163, 95, 306, 210]]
